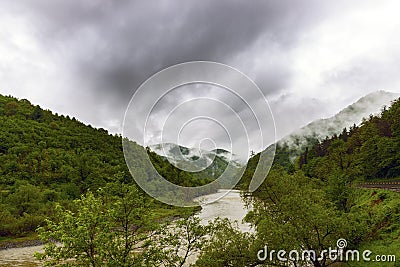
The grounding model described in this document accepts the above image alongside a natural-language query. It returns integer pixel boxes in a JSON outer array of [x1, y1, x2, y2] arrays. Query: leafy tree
[[245, 169, 367, 267], [196, 218, 257, 267], [31, 105, 44, 122], [36, 182, 211, 267], [36, 183, 156, 267], [148, 216, 209, 267], [5, 101, 18, 116]]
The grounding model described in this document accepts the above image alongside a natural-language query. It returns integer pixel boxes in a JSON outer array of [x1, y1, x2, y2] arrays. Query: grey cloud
[[2, 0, 400, 155], [8, 0, 330, 100]]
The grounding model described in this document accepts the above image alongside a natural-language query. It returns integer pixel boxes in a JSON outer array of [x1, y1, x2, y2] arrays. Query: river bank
[[0, 235, 45, 250]]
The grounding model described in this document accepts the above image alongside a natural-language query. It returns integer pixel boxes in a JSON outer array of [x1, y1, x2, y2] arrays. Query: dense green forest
[[299, 100, 400, 181], [0, 94, 204, 238]]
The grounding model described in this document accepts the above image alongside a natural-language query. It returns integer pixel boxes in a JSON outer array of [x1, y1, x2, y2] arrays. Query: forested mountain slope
[[281, 90, 399, 151], [300, 97, 400, 181], [0, 94, 202, 237], [239, 92, 400, 188]]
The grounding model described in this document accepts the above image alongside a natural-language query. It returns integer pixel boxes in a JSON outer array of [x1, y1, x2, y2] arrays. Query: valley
[[1, 92, 400, 266]]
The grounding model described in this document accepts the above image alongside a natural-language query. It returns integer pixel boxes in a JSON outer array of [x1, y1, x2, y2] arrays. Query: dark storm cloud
[[8, 0, 329, 103]]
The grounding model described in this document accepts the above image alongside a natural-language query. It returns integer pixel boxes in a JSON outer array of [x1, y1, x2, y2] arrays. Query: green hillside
[[0, 94, 202, 238], [234, 97, 400, 266], [300, 97, 400, 181], [240, 96, 400, 189]]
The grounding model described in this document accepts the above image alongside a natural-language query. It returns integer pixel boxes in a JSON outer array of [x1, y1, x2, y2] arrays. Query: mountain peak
[[149, 143, 243, 167], [279, 90, 400, 150]]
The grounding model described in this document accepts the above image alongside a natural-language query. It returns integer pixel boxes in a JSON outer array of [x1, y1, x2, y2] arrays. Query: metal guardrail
[[357, 181, 400, 192]]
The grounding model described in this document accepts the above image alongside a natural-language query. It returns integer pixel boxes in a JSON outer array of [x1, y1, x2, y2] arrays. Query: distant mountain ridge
[[150, 143, 243, 167], [149, 143, 243, 181], [279, 90, 400, 151]]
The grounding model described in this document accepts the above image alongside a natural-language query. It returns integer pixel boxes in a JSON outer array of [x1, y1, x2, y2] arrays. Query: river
[[0, 245, 44, 267], [194, 189, 252, 232], [0, 189, 250, 266]]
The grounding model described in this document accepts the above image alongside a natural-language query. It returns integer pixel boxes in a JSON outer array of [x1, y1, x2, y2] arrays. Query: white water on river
[[194, 189, 252, 232], [0, 245, 44, 267]]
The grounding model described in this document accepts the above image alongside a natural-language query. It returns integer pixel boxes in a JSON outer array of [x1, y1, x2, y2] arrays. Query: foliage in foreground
[[36, 183, 155, 266], [35, 181, 210, 267], [198, 170, 400, 267]]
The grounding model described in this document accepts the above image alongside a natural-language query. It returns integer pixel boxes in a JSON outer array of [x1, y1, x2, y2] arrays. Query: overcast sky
[[1, 0, 400, 157]]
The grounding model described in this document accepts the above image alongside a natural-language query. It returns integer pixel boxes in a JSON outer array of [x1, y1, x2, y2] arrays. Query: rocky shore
[[0, 239, 45, 250]]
